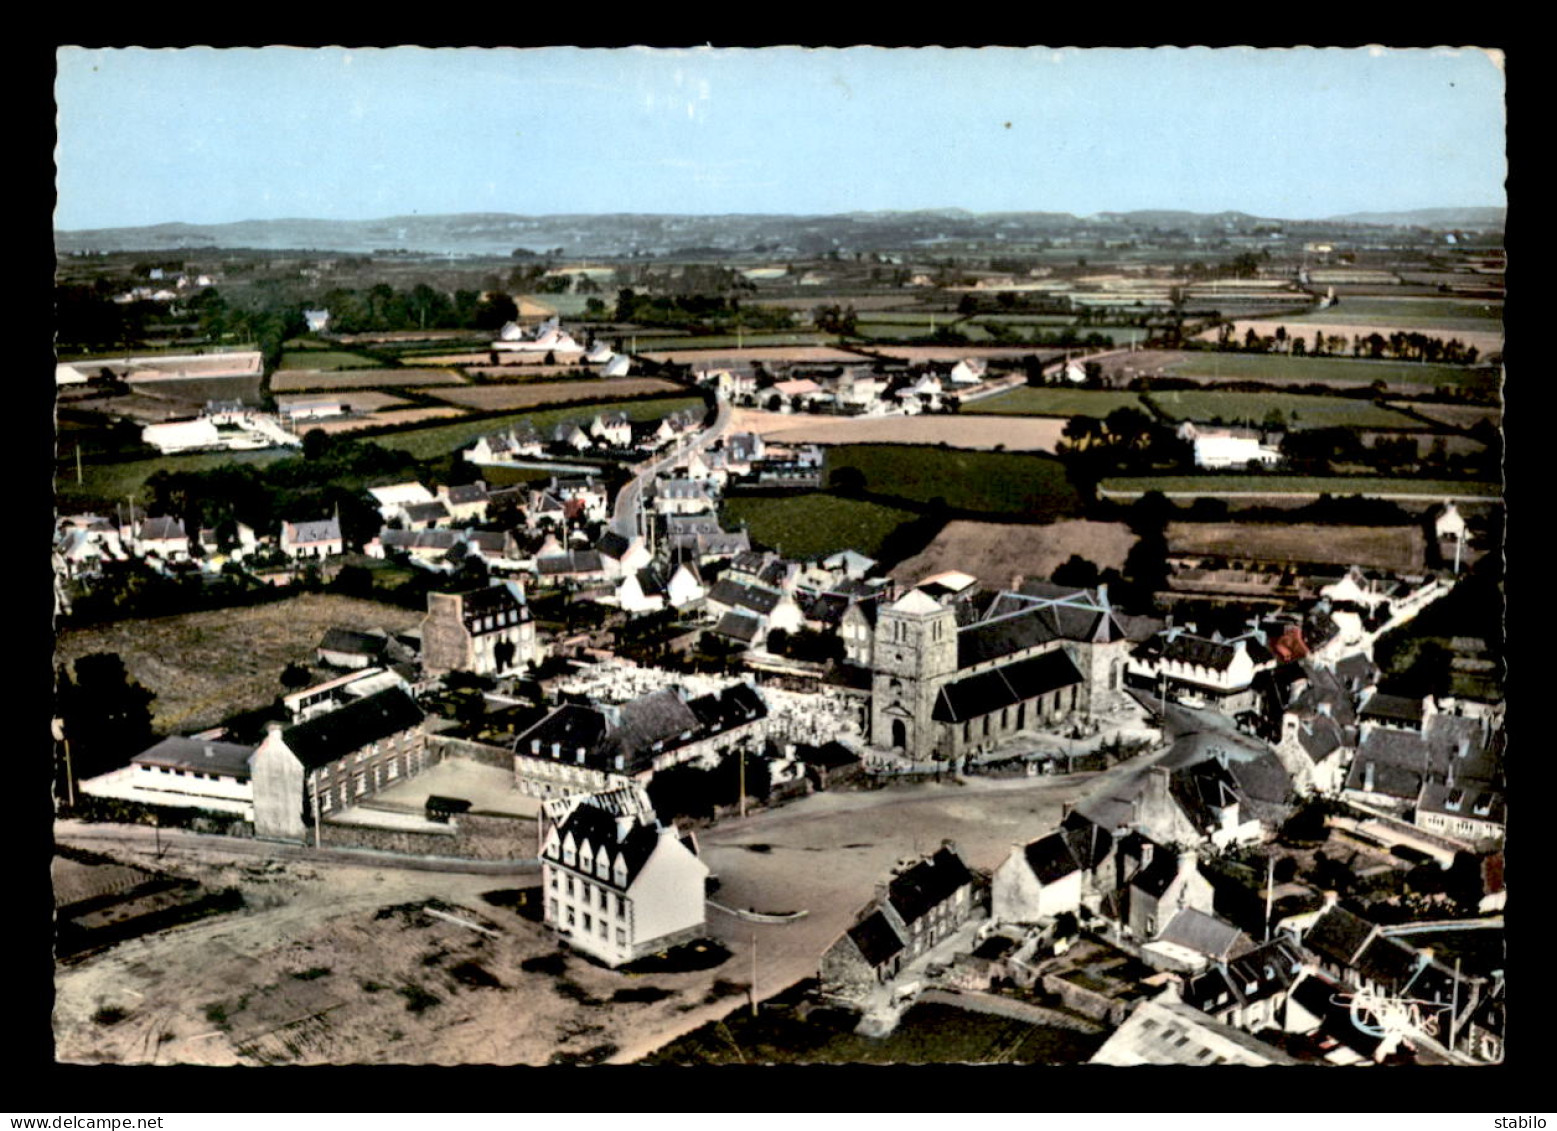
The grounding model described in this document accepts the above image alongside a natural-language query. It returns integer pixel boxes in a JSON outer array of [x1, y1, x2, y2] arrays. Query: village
[[53, 282, 1505, 1064]]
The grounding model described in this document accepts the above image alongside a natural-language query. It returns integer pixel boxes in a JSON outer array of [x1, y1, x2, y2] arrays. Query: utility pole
[[750, 931, 758, 1017], [1264, 853, 1275, 942], [311, 770, 322, 849], [738, 749, 746, 819]]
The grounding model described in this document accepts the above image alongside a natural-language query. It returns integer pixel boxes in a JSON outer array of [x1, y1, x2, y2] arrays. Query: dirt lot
[[54, 594, 424, 733], [891, 519, 1138, 589], [1166, 521, 1426, 572], [270, 368, 469, 392], [52, 837, 742, 1066], [419, 378, 684, 411], [731, 409, 1066, 451], [400, 352, 499, 366]]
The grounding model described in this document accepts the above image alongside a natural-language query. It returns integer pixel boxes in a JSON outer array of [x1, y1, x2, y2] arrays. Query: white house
[[590, 412, 633, 448], [654, 478, 717, 516], [368, 481, 436, 523], [949, 358, 988, 386], [1435, 502, 1467, 543], [134, 516, 190, 560], [540, 795, 710, 967], [601, 354, 632, 378], [280, 515, 344, 559], [667, 562, 707, 609], [303, 309, 331, 333], [1187, 426, 1282, 470], [141, 418, 222, 454]]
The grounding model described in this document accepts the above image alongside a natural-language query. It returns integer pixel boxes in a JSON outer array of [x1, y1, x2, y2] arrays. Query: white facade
[[1193, 433, 1282, 470]]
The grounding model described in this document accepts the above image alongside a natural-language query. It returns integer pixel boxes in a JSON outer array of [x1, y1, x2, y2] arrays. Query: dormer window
[[596, 852, 610, 879], [1473, 795, 1493, 817], [1445, 790, 1464, 812], [563, 838, 577, 867], [614, 859, 628, 886], [579, 842, 593, 873]]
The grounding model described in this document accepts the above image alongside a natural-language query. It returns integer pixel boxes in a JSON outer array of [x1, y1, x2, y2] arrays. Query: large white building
[[540, 793, 710, 967]]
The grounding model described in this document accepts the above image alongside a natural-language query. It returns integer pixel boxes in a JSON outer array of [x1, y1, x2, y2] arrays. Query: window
[[386, 760, 398, 781], [583, 913, 592, 931], [616, 929, 626, 946], [354, 775, 366, 797], [548, 900, 558, 921], [566, 876, 575, 897], [566, 907, 575, 926], [599, 921, 608, 939], [550, 870, 558, 890]]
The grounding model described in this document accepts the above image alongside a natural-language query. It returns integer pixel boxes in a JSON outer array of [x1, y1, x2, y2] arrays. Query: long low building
[[77, 735, 258, 818]]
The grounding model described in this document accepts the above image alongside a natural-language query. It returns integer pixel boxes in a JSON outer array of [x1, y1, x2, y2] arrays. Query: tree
[[1051, 554, 1101, 588], [281, 662, 314, 689], [57, 654, 157, 781]]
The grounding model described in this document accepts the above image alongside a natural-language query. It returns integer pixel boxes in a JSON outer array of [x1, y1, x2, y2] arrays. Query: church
[[869, 581, 1158, 761]]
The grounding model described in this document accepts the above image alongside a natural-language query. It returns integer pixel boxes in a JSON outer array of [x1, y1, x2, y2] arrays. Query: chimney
[[614, 753, 624, 771], [1139, 840, 1154, 871], [1322, 890, 1339, 909], [265, 721, 284, 738], [1364, 762, 1375, 792], [1096, 582, 1110, 609], [615, 815, 635, 842], [1178, 849, 1198, 878]]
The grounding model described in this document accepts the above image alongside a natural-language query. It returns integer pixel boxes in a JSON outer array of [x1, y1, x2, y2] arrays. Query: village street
[[609, 395, 733, 538]]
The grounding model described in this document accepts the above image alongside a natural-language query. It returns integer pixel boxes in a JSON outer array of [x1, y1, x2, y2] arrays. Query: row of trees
[[1216, 322, 1483, 365]]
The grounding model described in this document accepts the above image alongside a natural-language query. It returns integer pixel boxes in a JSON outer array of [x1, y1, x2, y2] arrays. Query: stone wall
[[429, 733, 513, 771], [1040, 972, 1136, 1027], [319, 810, 535, 861], [919, 988, 1103, 1033]]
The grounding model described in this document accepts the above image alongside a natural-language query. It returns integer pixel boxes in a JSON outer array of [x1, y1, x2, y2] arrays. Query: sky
[[53, 46, 1507, 230]]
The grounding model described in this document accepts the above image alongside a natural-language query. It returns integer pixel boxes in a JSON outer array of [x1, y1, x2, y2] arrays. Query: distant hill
[[1326, 207, 1506, 230], [55, 206, 1504, 257]]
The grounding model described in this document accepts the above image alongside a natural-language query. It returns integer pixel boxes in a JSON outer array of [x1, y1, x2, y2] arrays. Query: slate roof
[[599, 689, 703, 773], [286, 516, 342, 544], [1360, 693, 1426, 726], [514, 703, 612, 765], [132, 735, 255, 779], [1353, 934, 1421, 993], [404, 500, 451, 525], [1130, 846, 1187, 899], [715, 610, 762, 644], [536, 550, 605, 576], [887, 846, 973, 925], [1302, 904, 1378, 969], [1089, 998, 1302, 1066], [708, 579, 783, 616], [1182, 937, 1306, 1015], [552, 803, 662, 890], [848, 910, 905, 968], [957, 595, 1127, 669], [1418, 782, 1505, 825], [1023, 831, 1082, 886], [597, 531, 632, 560], [281, 687, 424, 770], [932, 650, 1084, 723], [444, 482, 489, 506], [1156, 907, 1245, 958], [139, 516, 186, 541], [793, 741, 860, 769], [318, 628, 387, 657], [455, 582, 528, 630]]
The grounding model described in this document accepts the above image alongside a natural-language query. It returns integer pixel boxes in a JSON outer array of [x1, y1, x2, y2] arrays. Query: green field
[[643, 999, 1104, 1066], [1147, 390, 1423, 430], [636, 332, 835, 350], [278, 349, 385, 371], [1100, 475, 1503, 498], [1165, 354, 1494, 392], [721, 494, 916, 560], [516, 293, 589, 316], [825, 444, 1082, 518], [965, 388, 1148, 417], [57, 449, 291, 507], [1278, 296, 1503, 331], [366, 396, 705, 459]]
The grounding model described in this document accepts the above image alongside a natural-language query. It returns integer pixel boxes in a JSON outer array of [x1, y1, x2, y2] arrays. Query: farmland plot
[[891, 520, 1138, 591], [1146, 390, 1422, 430], [731, 409, 1066, 452], [964, 388, 1149, 418], [270, 368, 468, 392], [1166, 522, 1427, 572], [720, 495, 916, 560], [418, 379, 684, 412]]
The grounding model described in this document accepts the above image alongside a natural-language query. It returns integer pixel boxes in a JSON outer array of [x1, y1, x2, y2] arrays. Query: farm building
[[77, 735, 258, 819], [539, 792, 709, 968], [141, 418, 222, 454], [251, 686, 429, 841], [367, 481, 436, 522], [1180, 423, 1282, 470]]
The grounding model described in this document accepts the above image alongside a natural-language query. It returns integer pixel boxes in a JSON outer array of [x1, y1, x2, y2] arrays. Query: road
[[609, 395, 733, 539]]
